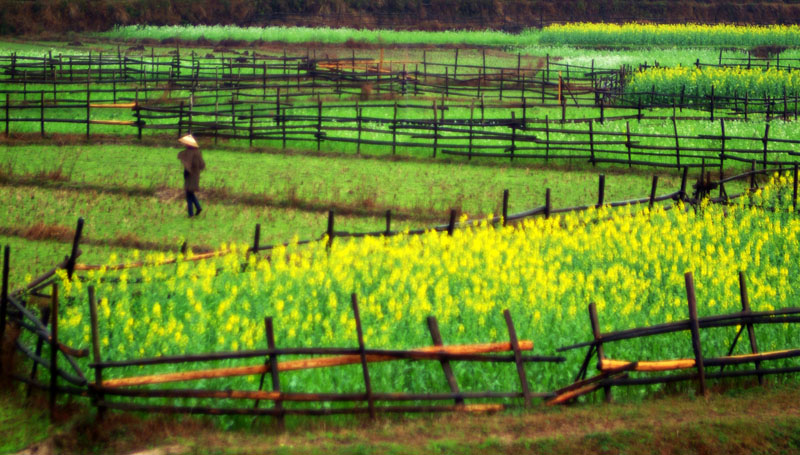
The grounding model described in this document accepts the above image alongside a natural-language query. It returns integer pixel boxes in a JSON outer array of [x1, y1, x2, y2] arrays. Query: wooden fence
[[1, 165, 799, 421], [550, 271, 800, 404]]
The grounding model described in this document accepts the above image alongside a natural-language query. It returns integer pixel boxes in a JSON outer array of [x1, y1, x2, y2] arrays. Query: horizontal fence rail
[[549, 271, 800, 404]]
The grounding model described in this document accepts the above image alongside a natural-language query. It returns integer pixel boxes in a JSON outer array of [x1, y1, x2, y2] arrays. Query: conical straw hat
[[178, 134, 199, 148]]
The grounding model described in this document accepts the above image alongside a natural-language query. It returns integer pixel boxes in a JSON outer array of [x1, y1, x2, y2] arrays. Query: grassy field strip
[[0, 143, 687, 215], [96, 24, 800, 48]]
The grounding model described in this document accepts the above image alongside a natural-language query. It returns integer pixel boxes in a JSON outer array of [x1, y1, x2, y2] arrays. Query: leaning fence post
[[649, 176, 659, 209], [679, 167, 688, 202], [88, 286, 106, 420], [427, 316, 463, 405], [503, 309, 531, 407], [684, 272, 707, 397], [351, 293, 375, 419], [0, 246, 9, 375], [738, 272, 763, 386], [49, 283, 58, 421], [588, 302, 612, 402], [27, 304, 50, 399], [65, 218, 84, 280]]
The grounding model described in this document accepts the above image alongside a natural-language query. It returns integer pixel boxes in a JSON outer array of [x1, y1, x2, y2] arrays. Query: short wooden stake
[[351, 294, 375, 419], [503, 309, 531, 407], [738, 272, 763, 386], [427, 316, 463, 405], [684, 272, 707, 397]]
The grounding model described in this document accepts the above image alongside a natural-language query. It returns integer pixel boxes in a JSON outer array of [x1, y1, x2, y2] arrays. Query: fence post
[[762, 123, 770, 169], [793, 164, 798, 212], [432, 100, 438, 158], [356, 103, 362, 155], [588, 302, 611, 402], [719, 119, 726, 179], [509, 112, 516, 162], [744, 91, 749, 121], [684, 272, 707, 397], [709, 85, 715, 122], [596, 174, 605, 208], [135, 90, 142, 141], [447, 210, 456, 236], [385, 210, 392, 235], [40, 91, 45, 137], [588, 120, 595, 166], [250, 105, 255, 148], [444, 67, 449, 98], [4, 93, 9, 137], [672, 117, 681, 168], [426, 316, 463, 405], [679, 167, 688, 202], [252, 223, 261, 253], [544, 115, 550, 162], [649, 176, 659, 209], [503, 309, 531, 407], [738, 272, 763, 386], [599, 97, 604, 124], [545, 188, 551, 219], [318, 206, 334, 252], [625, 121, 632, 167], [468, 104, 474, 160], [49, 283, 58, 421], [502, 189, 509, 227], [178, 101, 184, 138], [351, 293, 375, 419], [392, 102, 398, 155], [27, 304, 50, 399], [66, 218, 84, 280], [88, 286, 105, 420], [85, 89, 90, 141], [316, 98, 322, 151], [281, 105, 286, 149], [0, 246, 8, 376], [260, 317, 284, 426]]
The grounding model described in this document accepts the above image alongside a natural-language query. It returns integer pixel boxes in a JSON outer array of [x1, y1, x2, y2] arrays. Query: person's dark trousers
[[186, 190, 202, 217]]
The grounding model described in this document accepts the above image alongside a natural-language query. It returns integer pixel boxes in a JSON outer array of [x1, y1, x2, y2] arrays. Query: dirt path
[[13, 383, 800, 454]]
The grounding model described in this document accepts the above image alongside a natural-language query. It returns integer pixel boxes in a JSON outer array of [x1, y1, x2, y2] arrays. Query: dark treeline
[[4, 0, 800, 35]]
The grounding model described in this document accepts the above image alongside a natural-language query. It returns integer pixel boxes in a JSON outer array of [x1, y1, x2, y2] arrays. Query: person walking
[[177, 134, 206, 217]]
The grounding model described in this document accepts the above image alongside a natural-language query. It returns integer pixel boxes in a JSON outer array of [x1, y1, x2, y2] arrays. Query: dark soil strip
[[0, 223, 213, 253]]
